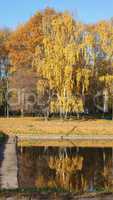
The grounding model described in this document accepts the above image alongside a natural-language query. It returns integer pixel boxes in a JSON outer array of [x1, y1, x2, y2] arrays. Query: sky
[[1, 0, 113, 29]]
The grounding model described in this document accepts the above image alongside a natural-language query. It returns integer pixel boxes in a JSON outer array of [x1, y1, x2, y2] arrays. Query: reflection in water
[[18, 147, 113, 192]]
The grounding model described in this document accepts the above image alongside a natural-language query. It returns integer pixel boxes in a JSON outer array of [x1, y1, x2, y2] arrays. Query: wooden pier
[[17, 134, 113, 147], [0, 136, 18, 189]]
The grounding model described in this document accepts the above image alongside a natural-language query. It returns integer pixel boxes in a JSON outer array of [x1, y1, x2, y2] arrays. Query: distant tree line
[[0, 8, 113, 118]]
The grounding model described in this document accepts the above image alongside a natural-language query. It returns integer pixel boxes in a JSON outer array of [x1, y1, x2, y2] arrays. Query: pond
[[17, 147, 113, 193]]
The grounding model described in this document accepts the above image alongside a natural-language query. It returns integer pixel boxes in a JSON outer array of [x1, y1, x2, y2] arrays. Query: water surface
[[17, 147, 113, 193]]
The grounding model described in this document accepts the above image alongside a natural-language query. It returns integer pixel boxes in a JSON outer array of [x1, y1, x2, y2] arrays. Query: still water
[[18, 147, 113, 192]]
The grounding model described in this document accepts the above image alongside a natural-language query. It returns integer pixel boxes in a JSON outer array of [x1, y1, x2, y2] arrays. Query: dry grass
[[0, 117, 113, 136]]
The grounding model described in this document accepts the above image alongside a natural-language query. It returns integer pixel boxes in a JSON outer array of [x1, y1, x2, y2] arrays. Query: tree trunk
[[6, 76, 9, 118], [112, 97, 113, 120], [103, 88, 109, 114], [21, 107, 24, 117]]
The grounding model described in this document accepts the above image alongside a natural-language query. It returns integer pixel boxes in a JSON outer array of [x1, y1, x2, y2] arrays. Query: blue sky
[[1, 0, 113, 28]]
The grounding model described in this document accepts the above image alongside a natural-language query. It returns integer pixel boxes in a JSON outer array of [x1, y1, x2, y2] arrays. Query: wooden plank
[[0, 137, 18, 189]]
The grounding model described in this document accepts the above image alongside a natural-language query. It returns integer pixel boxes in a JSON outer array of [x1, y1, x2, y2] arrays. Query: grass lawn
[[0, 117, 113, 136]]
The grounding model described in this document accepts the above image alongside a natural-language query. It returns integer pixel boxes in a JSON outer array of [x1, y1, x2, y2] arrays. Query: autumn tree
[[33, 12, 93, 118], [93, 21, 113, 116], [0, 29, 11, 116], [6, 12, 43, 71], [0, 8, 112, 118]]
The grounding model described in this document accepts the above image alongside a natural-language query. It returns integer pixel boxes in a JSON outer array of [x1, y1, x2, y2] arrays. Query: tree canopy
[[0, 8, 113, 118]]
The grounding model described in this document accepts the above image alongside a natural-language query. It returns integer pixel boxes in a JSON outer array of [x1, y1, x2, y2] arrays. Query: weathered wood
[[0, 137, 18, 189], [17, 134, 113, 147], [17, 134, 113, 140]]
